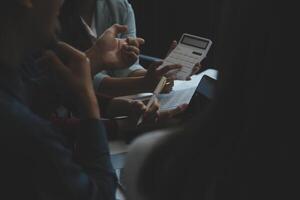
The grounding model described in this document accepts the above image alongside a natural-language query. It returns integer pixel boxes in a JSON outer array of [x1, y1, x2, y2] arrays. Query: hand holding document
[[136, 76, 167, 126]]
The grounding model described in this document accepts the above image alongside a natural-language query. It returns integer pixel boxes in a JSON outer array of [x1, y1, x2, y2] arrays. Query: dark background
[[129, 0, 223, 69]]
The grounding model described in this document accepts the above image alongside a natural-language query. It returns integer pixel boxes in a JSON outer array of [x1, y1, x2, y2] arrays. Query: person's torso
[[95, 0, 129, 36]]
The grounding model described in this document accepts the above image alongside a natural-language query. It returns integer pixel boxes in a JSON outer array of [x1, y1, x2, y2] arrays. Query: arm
[[128, 68, 147, 77], [31, 42, 117, 200], [117, 1, 147, 77], [97, 76, 152, 97], [120, 0, 137, 39], [95, 62, 181, 97], [85, 24, 145, 75]]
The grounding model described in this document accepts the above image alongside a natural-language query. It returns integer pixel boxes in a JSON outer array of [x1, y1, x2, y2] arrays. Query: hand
[[158, 104, 188, 121], [108, 97, 160, 124], [86, 24, 145, 75], [166, 40, 178, 56], [107, 98, 146, 118], [162, 78, 175, 93], [186, 62, 202, 80], [142, 61, 181, 93], [166, 40, 203, 80], [37, 42, 100, 119], [141, 96, 160, 124]]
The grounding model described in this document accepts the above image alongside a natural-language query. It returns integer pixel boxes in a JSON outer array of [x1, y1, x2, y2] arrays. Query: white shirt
[[80, 15, 98, 43]]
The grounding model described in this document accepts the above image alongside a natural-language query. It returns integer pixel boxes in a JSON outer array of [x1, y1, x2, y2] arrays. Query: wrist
[[85, 47, 104, 76], [78, 89, 101, 120]]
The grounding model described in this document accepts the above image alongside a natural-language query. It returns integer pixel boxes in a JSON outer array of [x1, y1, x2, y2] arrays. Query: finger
[[166, 73, 177, 80], [126, 37, 138, 47], [122, 51, 139, 65], [166, 40, 178, 56], [161, 79, 174, 93], [55, 42, 89, 67], [195, 62, 202, 67], [162, 80, 174, 93], [170, 40, 178, 49], [144, 109, 159, 122], [147, 61, 164, 73], [192, 63, 202, 74], [166, 78, 175, 86], [180, 104, 189, 111], [126, 37, 145, 48], [39, 50, 72, 82], [123, 45, 140, 55], [157, 64, 182, 76], [132, 100, 147, 114], [108, 24, 128, 36], [136, 37, 145, 46], [161, 84, 172, 93], [186, 64, 202, 80], [145, 98, 160, 116]]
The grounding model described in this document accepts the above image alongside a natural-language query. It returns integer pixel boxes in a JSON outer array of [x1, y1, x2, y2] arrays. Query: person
[[0, 0, 144, 199], [123, 0, 296, 199], [59, 0, 201, 97], [56, 0, 199, 132]]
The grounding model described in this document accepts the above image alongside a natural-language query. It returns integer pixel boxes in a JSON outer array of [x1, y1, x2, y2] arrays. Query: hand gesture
[[143, 61, 181, 93], [38, 42, 100, 119], [166, 40, 202, 80], [108, 97, 160, 124], [86, 24, 145, 74]]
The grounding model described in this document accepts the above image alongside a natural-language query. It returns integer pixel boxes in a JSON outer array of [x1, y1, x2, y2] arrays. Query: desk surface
[[109, 140, 129, 155]]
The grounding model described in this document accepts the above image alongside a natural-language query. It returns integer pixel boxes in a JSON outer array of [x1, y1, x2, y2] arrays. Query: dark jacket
[[0, 66, 117, 200]]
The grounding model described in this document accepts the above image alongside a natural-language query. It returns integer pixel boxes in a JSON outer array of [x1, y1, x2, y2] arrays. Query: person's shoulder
[[102, 0, 132, 11]]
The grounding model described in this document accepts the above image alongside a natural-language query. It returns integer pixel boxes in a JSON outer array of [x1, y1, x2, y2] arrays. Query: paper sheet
[[158, 69, 218, 111]]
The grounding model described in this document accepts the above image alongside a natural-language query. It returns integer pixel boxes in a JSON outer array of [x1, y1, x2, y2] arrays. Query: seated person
[[59, 0, 201, 97], [19, 0, 197, 141], [22, 24, 149, 137], [0, 0, 144, 199]]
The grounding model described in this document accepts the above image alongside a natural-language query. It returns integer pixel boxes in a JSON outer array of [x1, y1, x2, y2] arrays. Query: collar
[[80, 14, 98, 43]]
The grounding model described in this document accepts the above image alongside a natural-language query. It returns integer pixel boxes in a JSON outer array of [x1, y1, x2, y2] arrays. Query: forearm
[[128, 69, 147, 77], [85, 48, 103, 76], [97, 76, 152, 97], [77, 89, 101, 119]]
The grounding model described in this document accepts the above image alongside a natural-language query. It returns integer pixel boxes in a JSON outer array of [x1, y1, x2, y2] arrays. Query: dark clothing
[[21, 56, 76, 118], [59, 1, 93, 51], [0, 66, 117, 200]]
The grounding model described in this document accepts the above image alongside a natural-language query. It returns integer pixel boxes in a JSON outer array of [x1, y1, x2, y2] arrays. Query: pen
[[136, 76, 167, 126]]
